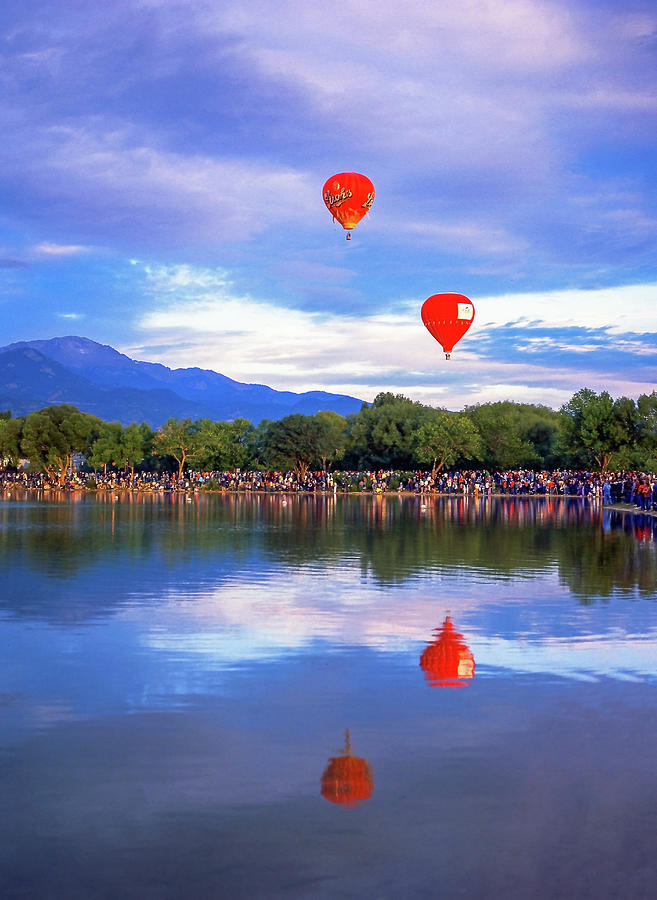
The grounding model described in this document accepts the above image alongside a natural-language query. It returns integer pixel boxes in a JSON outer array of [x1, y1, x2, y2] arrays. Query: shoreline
[[1, 483, 655, 514], [603, 502, 657, 519]]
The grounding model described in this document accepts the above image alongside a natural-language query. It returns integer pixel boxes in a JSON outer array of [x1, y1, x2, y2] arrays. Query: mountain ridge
[[0, 336, 365, 426]]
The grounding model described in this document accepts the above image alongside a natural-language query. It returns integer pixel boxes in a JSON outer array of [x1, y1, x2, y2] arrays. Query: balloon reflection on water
[[420, 616, 476, 687], [321, 730, 374, 808]]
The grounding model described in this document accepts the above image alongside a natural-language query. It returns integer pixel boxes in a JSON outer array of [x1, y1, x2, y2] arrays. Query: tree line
[[2, 493, 652, 604], [0, 387, 656, 483]]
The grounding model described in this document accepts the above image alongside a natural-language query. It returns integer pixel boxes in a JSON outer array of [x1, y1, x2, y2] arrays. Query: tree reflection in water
[[0, 494, 655, 625]]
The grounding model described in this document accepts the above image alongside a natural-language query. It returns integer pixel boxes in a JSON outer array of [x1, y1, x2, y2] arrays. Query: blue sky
[[1, 0, 656, 410]]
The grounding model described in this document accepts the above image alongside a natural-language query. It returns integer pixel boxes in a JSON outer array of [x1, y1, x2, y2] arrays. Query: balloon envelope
[[421, 293, 475, 357], [323, 173, 374, 233]]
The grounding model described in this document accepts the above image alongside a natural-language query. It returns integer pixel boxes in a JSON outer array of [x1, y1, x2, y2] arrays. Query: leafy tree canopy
[[0, 415, 24, 466], [195, 418, 252, 472], [413, 411, 483, 473], [263, 414, 326, 480], [560, 389, 638, 472], [154, 418, 205, 479], [345, 393, 434, 468], [465, 401, 562, 469], [312, 411, 347, 471], [21, 404, 103, 483]]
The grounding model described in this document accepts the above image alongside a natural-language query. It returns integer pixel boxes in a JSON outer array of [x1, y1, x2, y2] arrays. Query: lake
[[1, 492, 656, 899]]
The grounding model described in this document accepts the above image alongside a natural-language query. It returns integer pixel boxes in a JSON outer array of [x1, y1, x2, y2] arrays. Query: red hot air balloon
[[421, 293, 475, 358], [420, 616, 475, 687], [321, 730, 373, 808], [323, 173, 374, 239]]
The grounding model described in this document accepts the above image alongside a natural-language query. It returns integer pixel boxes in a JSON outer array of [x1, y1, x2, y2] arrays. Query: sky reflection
[[2, 494, 656, 740], [2, 495, 657, 898]]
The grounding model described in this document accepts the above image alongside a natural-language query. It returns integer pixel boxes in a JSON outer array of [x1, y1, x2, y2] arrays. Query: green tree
[[413, 411, 482, 474], [137, 422, 155, 464], [21, 405, 102, 484], [464, 402, 547, 469], [0, 415, 24, 467], [263, 414, 325, 480], [195, 418, 251, 471], [88, 421, 123, 474], [313, 411, 347, 472], [634, 392, 657, 471], [525, 418, 562, 467], [119, 422, 152, 474], [240, 419, 271, 470], [345, 393, 434, 468], [560, 389, 637, 472], [154, 418, 205, 479]]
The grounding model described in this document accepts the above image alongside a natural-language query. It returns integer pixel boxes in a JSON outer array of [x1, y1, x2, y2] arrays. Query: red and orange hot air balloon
[[421, 293, 475, 359], [323, 172, 374, 239], [321, 729, 373, 808], [420, 616, 475, 687]]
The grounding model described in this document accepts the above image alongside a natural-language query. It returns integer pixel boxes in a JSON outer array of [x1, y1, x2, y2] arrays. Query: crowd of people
[[1, 466, 656, 510]]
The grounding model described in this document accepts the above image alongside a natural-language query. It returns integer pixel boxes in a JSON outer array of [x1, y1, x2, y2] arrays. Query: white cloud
[[6, 125, 317, 244], [563, 87, 657, 113], [2, 0, 655, 265], [188, 0, 653, 174], [34, 242, 89, 256], [404, 220, 529, 256], [212, 0, 586, 74], [476, 283, 657, 334], [126, 263, 657, 409], [2, 0, 656, 376]]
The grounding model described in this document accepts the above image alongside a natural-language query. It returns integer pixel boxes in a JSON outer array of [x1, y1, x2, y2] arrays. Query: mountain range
[[0, 336, 365, 427]]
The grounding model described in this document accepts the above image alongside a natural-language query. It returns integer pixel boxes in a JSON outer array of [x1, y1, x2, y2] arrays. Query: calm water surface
[[1, 492, 656, 899]]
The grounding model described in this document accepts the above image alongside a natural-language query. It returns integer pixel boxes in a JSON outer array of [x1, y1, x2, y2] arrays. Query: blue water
[[1, 492, 656, 898]]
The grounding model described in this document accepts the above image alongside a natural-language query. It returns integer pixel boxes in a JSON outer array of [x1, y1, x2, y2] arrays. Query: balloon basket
[[445, 352, 451, 359], [346, 233, 351, 240]]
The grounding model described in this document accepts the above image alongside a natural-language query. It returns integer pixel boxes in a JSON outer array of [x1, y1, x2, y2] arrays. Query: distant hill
[[0, 336, 365, 427]]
